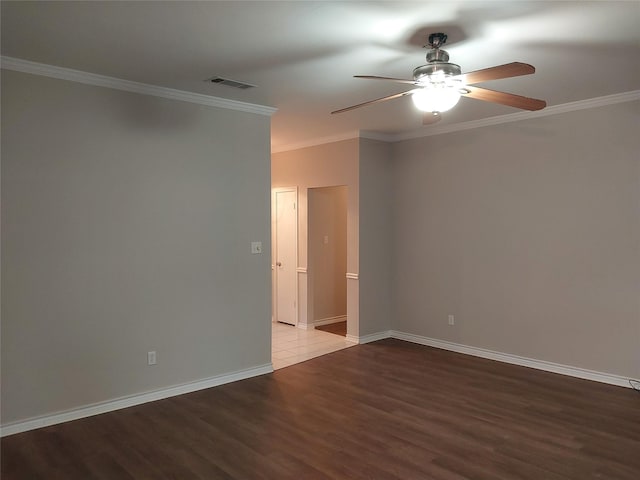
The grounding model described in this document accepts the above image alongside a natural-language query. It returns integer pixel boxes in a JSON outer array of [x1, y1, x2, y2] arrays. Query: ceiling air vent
[[205, 76, 256, 90]]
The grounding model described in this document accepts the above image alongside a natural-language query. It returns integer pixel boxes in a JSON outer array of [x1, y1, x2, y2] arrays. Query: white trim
[[345, 272, 359, 280], [272, 131, 360, 153], [0, 363, 273, 437], [10, 57, 633, 151], [392, 90, 640, 142], [360, 131, 396, 142], [313, 315, 347, 327], [0, 56, 276, 116], [272, 130, 395, 154], [296, 322, 311, 330], [389, 331, 636, 389], [346, 334, 360, 344], [271, 90, 640, 153], [358, 330, 392, 344], [296, 267, 307, 274]]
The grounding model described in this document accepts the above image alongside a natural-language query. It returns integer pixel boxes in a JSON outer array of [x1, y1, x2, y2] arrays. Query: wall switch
[[147, 351, 157, 365], [448, 315, 455, 326], [251, 241, 262, 254]]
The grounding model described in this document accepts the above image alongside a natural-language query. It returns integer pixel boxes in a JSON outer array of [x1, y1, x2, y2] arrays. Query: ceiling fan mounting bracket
[[427, 32, 448, 49], [423, 32, 452, 66]]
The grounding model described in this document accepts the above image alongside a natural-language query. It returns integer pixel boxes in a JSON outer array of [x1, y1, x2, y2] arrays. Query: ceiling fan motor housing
[[414, 39, 462, 84], [426, 48, 450, 63], [413, 62, 462, 83]]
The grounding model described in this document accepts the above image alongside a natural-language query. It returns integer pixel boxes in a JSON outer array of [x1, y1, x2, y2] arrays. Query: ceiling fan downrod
[[425, 32, 449, 62], [427, 32, 447, 48]]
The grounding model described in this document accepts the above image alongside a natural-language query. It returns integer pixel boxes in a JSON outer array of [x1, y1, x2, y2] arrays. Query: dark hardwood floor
[[2, 339, 639, 479], [315, 321, 347, 337]]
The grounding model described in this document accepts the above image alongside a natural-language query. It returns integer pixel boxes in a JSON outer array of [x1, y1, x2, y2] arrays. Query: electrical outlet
[[448, 315, 455, 326], [147, 351, 157, 365]]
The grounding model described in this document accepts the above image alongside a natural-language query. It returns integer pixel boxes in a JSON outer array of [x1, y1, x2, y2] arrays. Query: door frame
[[307, 185, 348, 331], [271, 186, 299, 326]]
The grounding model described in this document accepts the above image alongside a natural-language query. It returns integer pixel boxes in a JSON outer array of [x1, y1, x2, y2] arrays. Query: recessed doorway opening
[[271, 185, 355, 369]]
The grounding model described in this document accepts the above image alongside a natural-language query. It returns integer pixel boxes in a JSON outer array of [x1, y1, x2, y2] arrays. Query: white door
[[273, 188, 297, 325]]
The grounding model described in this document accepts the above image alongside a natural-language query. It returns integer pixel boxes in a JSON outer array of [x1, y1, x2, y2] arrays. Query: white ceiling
[[2, 1, 639, 151]]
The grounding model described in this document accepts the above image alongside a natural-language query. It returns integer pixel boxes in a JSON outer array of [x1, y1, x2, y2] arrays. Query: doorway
[[271, 185, 354, 369], [307, 186, 348, 335]]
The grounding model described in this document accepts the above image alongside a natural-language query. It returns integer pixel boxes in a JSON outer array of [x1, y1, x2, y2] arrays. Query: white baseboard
[[346, 334, 359, 344], [358, 330, 392, 344], [389, 331, 635, 389], [0, 363, 274, 437], [4, 332, 633, 437], [313, 315, 347, 327]]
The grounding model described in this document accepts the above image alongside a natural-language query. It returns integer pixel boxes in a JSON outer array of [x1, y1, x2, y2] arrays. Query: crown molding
[[3, 56, 636, 147], [360, 130, 396, 143], [271, 130, 395, 154], [272, 90, 640, 153], [392, 90, 640, 142], [271, 131, 361, 154], [0, 56, 277, 116]]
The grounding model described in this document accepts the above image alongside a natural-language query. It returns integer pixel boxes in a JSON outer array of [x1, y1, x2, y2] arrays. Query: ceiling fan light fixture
[[333, 32, 545, 118], [412, 61, 464, 112], [412, 85, 461, 113]]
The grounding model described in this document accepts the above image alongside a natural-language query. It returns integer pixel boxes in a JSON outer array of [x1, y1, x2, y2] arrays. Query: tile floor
[[271, 321, 357, 370]]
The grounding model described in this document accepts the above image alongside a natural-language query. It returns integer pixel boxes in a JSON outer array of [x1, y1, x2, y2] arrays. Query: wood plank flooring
[[2, 339, 639, 479], [314, 321, 347, 337]]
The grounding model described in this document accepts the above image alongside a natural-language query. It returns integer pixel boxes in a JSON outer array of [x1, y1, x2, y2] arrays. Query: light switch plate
[[251, 241, 262, 254]]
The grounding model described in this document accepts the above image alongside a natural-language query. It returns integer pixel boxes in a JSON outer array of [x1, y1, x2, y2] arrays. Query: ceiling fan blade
[[354, 75, 418, 85], [331, 90, 416, 114], [459, 62, 535, 85], [463, 85, 546, 111], [423, 112, 442, 125]]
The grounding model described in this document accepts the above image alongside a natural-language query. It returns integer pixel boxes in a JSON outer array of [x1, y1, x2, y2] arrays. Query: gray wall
[[359, 138, 393, 337], [3, 66, 635, 429], [391, 101, 640, 378], [1, 70, 272, 424]]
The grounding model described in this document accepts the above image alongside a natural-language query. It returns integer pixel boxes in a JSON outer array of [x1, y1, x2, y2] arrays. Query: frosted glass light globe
[[412, 86, 461, 113]]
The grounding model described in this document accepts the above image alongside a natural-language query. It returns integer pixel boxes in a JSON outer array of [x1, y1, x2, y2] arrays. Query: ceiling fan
[[331, 33, 546, 125]]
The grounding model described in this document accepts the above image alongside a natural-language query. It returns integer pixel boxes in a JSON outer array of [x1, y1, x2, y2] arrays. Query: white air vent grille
[[206, 76, 256, 90]]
